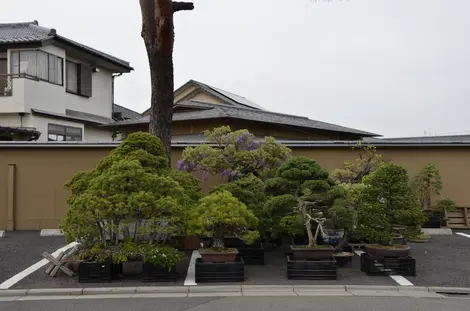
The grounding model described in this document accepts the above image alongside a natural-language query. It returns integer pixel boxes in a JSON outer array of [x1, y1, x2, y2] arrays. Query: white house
[[0, 20, 139, 142]]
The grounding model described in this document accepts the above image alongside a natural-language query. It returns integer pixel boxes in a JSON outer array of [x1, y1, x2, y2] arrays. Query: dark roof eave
[[53, 36, 134, 71], [32, 109, 107, 126]]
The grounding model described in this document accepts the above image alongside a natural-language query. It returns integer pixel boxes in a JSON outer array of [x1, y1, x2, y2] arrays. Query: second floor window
[[66, 61, 92, 97], [47, 123, 82, 141], [10, 50, 63, 85]]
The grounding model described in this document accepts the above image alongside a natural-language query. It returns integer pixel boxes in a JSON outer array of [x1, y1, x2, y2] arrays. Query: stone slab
[[39, 229, 64, 237], [421, 228, 453, 236]]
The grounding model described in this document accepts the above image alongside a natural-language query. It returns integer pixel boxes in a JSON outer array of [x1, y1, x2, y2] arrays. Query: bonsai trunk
[[305, 220, 316, 247], [212, 229, 225, 249]]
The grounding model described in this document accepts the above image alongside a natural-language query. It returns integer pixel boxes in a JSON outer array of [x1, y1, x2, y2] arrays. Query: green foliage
[[263, 194, 298, 239], [187, 190, 259, 248], [411, 162, 443, 210], [359, 162, 425, 244], [178, 126, 291, 180], [141, 244, 182, 270], [61, 132, 191, 251], [210, 174, 269, 238], [330, 142, 383, 184], [353, 203, 395, 243], [265, 157, 347, 247], [435, 197, 458, 213], [279, 215, 305, 237], [324, 205, 355, 232]]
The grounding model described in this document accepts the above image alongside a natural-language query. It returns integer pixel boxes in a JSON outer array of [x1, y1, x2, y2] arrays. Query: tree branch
[[173, 1, 194, 12]]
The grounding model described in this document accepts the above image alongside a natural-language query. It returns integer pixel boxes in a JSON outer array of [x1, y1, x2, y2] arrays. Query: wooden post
[[463, 207, 469, 228], [6, 164, 15, 231]]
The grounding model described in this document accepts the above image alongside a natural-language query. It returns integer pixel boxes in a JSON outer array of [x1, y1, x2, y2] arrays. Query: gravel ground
[[0, 231, 65, 285], [407, 233, 470, 287]]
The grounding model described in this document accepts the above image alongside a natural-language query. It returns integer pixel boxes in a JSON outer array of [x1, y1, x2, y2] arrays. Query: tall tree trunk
[[139, 0, 194, 164]]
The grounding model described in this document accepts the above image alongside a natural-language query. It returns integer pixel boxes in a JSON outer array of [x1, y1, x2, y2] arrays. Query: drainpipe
[[111, 73, 123, 141]]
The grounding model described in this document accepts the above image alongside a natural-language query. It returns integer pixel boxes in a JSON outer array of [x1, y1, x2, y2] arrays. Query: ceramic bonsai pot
[[365, 244, 411, 258], [290, 245, 335, 260], [199, 248, 239, 263], [322, 229, 345, 245]]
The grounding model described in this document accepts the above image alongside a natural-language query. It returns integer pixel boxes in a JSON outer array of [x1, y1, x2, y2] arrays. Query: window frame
[[66, 60, 92, 98], [10, 50, 63, 86], [47, 123, 83, 142]]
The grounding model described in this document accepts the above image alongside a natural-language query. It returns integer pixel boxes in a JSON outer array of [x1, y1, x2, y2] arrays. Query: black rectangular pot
[[422, 214, 442, 228], [142, 262, 178, 282], [78, 262, 123, 283], [360, 253, 416, 276], [287, 256, 337, 280], [223, 237, 265, 265], [195, 257, 244, 283]]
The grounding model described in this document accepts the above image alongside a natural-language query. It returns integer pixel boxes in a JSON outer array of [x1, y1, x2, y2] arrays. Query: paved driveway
[[0, 231, 65, 286]]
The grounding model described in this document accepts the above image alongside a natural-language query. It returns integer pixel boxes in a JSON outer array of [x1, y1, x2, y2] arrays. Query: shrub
[[61, 132, 194, 251], [358, 162, 426, 244], [411, 162, 443, 211], [187, 190, 259, 249], [141, 244, 182, 270]]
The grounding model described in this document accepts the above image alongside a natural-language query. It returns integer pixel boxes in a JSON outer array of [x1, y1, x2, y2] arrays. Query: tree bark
[[139, 0, 194, 164]]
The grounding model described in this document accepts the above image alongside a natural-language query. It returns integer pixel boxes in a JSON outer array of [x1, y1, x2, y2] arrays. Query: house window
[[47, 124, 82, 141], [66, 61, 92, 97], [10, 50, 63, 85]]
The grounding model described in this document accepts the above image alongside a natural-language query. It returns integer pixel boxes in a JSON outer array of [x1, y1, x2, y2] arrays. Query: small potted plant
[[141, 244, 182, 282], [187, 190, 260, 263]]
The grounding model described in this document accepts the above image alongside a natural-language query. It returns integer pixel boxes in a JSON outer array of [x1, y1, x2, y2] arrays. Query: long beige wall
[[1, 146, 469, 230]]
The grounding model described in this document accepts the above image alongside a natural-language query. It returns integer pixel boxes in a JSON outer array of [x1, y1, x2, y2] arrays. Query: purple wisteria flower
[[176, 160, 184, 170]]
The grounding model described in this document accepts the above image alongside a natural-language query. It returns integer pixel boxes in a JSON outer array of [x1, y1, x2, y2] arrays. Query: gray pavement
[[407, 234, 470, 287], [1, 296, 470, 311], [0, 231, 65, 284]]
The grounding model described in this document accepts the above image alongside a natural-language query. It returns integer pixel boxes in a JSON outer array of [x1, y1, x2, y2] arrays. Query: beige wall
[[1, 145, 470, 230]]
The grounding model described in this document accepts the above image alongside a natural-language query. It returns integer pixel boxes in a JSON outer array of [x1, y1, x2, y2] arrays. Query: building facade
[[0, 21, 138, 142]]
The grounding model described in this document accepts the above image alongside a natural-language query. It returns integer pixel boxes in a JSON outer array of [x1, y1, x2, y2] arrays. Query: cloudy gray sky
[[2, 0, 469, 137]]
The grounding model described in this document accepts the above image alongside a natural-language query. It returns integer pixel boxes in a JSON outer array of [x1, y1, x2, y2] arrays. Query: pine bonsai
[[265, 157, 342, 248]]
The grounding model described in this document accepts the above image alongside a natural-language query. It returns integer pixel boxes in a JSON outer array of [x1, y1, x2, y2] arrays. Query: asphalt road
[[1, 296, 470, 311], [0, 232, 65, 284]]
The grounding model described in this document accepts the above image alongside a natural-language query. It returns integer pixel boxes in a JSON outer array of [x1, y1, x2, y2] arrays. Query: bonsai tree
[[177, 126, 291, 181], [61, 132, 201, 264], [357, 162, 426, 245], [265, 157, 341, 248], [330, 142, 383, 184], [210, 174, 268, 239], [187, 190, 260, 250], [411, 162, 442, 211]]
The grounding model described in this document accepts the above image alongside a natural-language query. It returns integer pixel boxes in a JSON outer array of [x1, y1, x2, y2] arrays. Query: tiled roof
[[112, 104, 142, 120], [0, 21, 132, 70], [107, 101, 378, 137]]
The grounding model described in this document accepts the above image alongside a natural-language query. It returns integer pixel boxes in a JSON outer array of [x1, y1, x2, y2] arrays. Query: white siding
[[23, 115, 84, 142], [64, 56, 113, 119], [84, 125, 114, 142]]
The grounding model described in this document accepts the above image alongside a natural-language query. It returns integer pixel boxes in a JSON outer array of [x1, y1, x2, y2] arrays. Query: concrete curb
[[1, 285, 469, 299]]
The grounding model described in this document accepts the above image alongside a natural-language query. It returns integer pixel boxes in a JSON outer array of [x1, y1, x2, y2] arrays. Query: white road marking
[[183, 250, 201, 286], [354, 250, 364, 256], [390, 275, 414, 286], [455, 232, 470, 239], [0, 242, 78, 290]]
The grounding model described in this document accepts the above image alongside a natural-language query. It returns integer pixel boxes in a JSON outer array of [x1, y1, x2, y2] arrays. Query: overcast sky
[[1, 0, 469, 137]]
